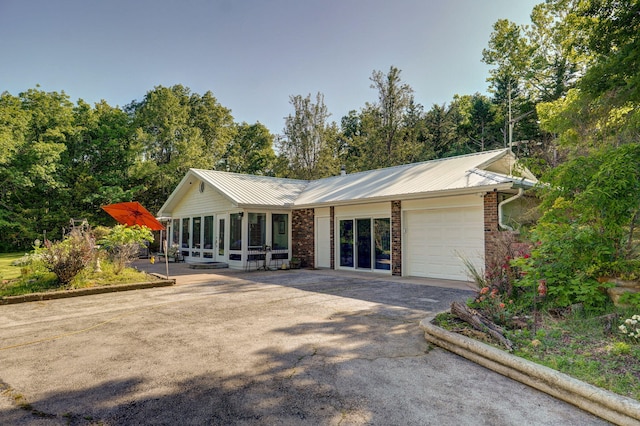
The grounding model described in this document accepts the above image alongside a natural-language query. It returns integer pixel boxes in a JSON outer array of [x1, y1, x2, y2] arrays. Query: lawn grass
[[0, 253, 157, 298], [0, 252, 27, 281], [434, 309, 640, 400]]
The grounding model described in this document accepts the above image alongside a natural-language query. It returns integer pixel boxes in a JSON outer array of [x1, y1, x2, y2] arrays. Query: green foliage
[[219, 122, 276, 175], [279, 92, 337, 179], [98, 225, 153, 274], [618, 293, 640, 310], [39, 228, 96, 285], [513, 144, 640, 311]]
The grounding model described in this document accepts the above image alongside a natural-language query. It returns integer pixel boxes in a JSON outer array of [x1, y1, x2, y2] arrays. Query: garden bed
[[424, 305, 640, 424], [1, 275, 175, 305]]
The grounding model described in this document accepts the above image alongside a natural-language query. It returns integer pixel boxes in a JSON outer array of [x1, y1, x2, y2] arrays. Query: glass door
[[217, 216, 226, 262], [203, 215, 214, 259], [356, 218, 372, 269], [191, 216, 202, 258], [339, 220, 354, 267]]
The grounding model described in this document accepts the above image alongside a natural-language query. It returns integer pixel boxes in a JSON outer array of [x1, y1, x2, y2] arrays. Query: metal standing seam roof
[[190, 169, 309, 207], [294, 149, 536, 206], [168, 149, 537, 211]]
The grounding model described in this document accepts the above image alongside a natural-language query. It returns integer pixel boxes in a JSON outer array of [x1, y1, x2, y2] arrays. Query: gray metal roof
[[294, 149, 536, 206], [190, 169, 308, 207], [159, 149, 537, 213]]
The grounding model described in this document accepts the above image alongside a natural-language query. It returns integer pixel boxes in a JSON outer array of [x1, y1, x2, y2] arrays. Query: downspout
[[498, 188, 524, 231]]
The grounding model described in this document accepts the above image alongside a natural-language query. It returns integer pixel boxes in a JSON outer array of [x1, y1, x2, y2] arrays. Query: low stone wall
[[0, 277, 175, 305]]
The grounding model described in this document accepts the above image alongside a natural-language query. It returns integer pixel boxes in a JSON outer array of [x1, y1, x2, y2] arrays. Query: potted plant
[[289, 257, 301, 269]]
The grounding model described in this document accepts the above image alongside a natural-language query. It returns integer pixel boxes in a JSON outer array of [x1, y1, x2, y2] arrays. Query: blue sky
[[1, 0, 538, 134]]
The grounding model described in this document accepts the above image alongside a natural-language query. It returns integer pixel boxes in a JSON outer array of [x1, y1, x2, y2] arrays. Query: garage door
[[404, 206, 484, 281]]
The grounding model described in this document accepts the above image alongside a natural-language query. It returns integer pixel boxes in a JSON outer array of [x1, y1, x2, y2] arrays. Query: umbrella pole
[[164, 240, 169, 279]]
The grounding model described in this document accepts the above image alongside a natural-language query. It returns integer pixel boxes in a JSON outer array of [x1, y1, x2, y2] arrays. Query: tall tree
[[456, 93, 502, 153], [0, 89, 72, 249], [63, 100, 137, 223], [219, 122, 276, 175], [423, 103, 460, 158], [537, 0, 640, 150], [128, 85, 232, 212], [188, 90, 235, 164], [368, 66, 415, 167], [278, 92, 336, 179]]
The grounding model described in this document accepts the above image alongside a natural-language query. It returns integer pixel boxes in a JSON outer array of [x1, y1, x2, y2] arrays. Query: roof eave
[[292, 183, 519, 209]]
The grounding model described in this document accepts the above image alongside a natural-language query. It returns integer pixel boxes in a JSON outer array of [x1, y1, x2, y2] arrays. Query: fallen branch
[[450, 301, 513, 351]]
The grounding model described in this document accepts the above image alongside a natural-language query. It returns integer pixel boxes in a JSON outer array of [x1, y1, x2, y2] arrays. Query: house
[[156, 148, 537, 281]]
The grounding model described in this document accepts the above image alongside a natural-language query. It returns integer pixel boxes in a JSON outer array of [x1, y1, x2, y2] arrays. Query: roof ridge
[[314, 148, 511, 183], [190, 168, 310, 184]]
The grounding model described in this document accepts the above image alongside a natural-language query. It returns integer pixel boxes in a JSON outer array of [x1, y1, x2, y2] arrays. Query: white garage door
[[404, 207, 484, 281]]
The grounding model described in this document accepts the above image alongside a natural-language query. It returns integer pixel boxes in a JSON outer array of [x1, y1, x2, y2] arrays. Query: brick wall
[[391, 200, 402, 276], [292, 208, 315, 268], [484, 191, 499, 271]]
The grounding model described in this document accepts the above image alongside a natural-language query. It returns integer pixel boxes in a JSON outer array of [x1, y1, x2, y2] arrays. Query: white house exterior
[[157, 149, 536, 281]]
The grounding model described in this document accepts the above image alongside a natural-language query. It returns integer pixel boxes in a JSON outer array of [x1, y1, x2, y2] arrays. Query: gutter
[[498, 188, 524, 231]]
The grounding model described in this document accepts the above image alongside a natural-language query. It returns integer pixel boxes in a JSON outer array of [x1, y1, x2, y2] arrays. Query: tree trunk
[[450, 301, 513, 351]]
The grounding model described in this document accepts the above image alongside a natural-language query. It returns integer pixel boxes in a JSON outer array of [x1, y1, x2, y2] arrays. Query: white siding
[[315, 216, 331, 268], [172, 181, 235, 217], [334, 202, 390, 218]]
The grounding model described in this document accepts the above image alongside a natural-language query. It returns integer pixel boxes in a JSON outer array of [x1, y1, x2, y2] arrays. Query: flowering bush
[[618, 315, 640, 341]]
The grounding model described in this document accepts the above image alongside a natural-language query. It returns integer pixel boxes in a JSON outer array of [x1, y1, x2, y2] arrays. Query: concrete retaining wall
[[420, 317, 640, 425]]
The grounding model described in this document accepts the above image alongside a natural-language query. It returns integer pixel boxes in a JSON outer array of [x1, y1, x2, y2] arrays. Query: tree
[[577, 0, 640, 104], [456, 93, 502, 153], [537, 0, 640, 150], [219, 122, 276, 175], [128, 85, 233, 212], [423, 103, 460, 158], [278, 92, 337, 179], [62, 100, 137, 225], [0, 88, 72, 250], [188, 90, 235, 164], [367, 66, 415, 167]]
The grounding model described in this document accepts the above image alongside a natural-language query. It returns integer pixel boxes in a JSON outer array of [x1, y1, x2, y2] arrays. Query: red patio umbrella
[[102, 201, 165, 231]]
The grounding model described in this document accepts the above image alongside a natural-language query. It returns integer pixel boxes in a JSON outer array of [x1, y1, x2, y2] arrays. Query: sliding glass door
[[339, 217, 390, 272]]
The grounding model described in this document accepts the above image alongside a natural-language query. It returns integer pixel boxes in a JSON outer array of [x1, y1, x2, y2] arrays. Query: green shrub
[[98, 225, 153, 274], [39, 228, 96, 285]]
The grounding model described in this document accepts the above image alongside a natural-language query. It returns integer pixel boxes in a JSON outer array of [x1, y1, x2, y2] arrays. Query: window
[[181, 218, 190, 256], [181, 218, 190, 248], [374, 218, 391, 270], [230, 213, 242, 251], [340, 220, 354, 267], [203, 216, 214, 250], [218, 218, 225, 256], [171, 219, 180, 247], [248, 213, 266, 248], [192, 217, 201, 249], [272, 214, 288, 250]]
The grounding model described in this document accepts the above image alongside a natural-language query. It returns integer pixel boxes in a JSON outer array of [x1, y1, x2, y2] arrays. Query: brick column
[[330, 206, 335, 269], [292, 208, 315, 268], [391, 200, 402, 276], [484, 191, 499, 272]]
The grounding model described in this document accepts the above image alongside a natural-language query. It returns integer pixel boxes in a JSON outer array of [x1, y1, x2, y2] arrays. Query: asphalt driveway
[[0, 264, 608, 425]]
